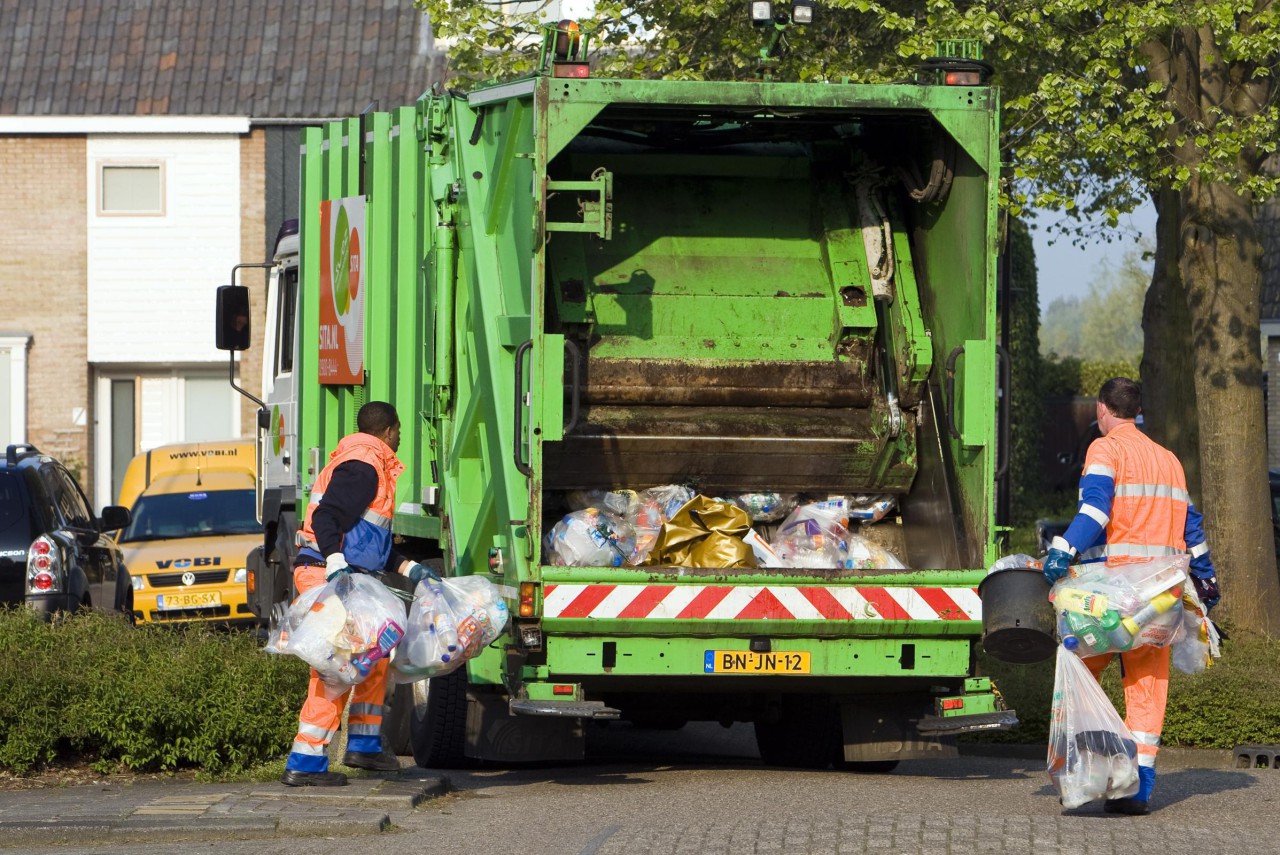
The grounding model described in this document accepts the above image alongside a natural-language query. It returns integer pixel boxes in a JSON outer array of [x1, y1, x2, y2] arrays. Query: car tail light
[[28, 534, 63, 594]]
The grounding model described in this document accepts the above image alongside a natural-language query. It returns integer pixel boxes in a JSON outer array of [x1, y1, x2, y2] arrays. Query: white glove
[[325, 553, 351, 581]]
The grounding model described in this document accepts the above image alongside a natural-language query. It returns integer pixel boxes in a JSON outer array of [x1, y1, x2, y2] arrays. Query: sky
[[1029, 202, 1157, 314]]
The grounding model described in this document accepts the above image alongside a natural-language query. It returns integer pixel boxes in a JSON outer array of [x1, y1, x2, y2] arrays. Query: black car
[[0, 444, 134, 617]]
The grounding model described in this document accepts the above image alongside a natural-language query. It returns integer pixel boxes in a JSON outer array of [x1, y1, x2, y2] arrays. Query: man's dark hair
[[1099, 377, 1142, 420], [357, 401, 399, 435]]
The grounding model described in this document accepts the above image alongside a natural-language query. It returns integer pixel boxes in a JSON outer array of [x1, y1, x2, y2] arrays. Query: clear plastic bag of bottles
[[724, 491, 797, 523], [628, 485, 696, 564], [848, 494, 897, 524], [543, 507, 637, 567], [1047, 645, 1141, 809], [772, 501, 849, 568], [565, 489, 638, 519], [1050, 556, 1190, 656], [392, 576, 510, 683], [266, 573, 408, 690]]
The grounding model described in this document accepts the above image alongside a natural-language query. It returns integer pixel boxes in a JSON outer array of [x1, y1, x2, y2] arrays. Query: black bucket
[[977, 567, 1056, 664]]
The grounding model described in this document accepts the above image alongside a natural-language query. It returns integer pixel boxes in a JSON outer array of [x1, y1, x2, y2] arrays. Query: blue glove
[[1043, 548, 1072, 585], [406, 561, 441, 586], [1192, 573, 1220, 612], [325, 553, 353, 582]]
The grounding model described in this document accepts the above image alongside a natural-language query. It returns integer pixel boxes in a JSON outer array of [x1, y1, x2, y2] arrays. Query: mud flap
[[838, 699, 958, 764], [466, 692, 585, 763]]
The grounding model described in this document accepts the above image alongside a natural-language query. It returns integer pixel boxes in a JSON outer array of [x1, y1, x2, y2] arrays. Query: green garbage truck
[[218, 23, 1015, 769]]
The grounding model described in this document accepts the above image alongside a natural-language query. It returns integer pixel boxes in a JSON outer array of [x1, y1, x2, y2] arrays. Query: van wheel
[[410, 669, 473, 769]]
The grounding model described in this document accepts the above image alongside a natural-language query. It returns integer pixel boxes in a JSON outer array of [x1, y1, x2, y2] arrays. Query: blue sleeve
[[1184, 503, 1215, 578], [1061, 467, 1114, 554]]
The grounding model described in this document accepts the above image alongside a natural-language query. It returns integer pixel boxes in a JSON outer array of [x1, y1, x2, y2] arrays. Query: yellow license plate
[[704, 650, 811, 674], [157, 591, 222, 610]]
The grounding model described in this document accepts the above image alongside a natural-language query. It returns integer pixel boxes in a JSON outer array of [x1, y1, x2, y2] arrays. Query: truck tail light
[[944, 70, 981, 86], [552, 62, 590, 79], [246, 568, 257, 594], [28, 535, 62, 593], [519, 581, 538, 617]]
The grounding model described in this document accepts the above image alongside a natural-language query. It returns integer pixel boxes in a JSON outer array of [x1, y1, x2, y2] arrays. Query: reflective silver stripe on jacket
[[1113, 483, 1191, 503], [1084, 464, 1116, 479], [1132, 731, 1161, 746], [1189, 542, 1209, 558], [362, 508, 393, 529], [1080, 503, 1110, 526], [349, 723, 381, 736], [1081, 542, 1182, 562], [349, 703, 382, 718]]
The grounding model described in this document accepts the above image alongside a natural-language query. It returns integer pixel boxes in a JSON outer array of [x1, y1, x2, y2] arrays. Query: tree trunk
[[1140, 184, 1201, 501], [1180, 176, 1280, 637]]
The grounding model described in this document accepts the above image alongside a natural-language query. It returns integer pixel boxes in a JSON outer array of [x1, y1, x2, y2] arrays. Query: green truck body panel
[[280, 63, 1005, 758]]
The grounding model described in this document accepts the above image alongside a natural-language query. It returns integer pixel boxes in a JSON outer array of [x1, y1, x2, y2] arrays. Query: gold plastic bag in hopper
[[642, 495, 758, 569]]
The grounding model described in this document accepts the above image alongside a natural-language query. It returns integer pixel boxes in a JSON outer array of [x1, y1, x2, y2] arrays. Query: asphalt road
[[10, 723, 1279, 855]]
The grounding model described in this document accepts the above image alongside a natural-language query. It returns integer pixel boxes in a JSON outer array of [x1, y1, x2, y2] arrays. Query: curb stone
[[0, 772, 447, 848]]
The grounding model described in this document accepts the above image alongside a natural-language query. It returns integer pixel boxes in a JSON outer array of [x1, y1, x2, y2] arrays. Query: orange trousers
[[1082, 643, 1168, 769], [283, 564, 388, 773]]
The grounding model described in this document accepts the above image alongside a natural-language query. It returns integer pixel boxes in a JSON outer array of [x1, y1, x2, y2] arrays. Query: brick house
[[0, 0, 445, 508]]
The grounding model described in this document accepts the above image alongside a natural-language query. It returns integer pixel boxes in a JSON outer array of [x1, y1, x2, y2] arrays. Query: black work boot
[[280, 769, 349, 787], [342, 750, 401, 772], [1103, 798, 1150, 815]]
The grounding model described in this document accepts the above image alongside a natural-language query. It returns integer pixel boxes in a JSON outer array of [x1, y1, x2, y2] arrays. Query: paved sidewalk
[[0, 765, 446, 848]]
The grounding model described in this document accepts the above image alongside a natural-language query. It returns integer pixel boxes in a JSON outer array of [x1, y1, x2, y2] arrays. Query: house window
[[98, 163, 165, 215]]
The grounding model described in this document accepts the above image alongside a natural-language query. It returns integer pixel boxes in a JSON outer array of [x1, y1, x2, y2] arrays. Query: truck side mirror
[[216, 285, 252, 351]]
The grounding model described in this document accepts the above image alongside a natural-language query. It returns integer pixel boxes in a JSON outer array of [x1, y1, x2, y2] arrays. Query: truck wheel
[[754, 696, 838, 769], [410, 669, 472, 769], [382, 682, 414, 756]]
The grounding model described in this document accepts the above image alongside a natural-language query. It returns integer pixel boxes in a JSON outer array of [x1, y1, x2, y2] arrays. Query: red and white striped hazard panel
[[542, 584, 981, 621]]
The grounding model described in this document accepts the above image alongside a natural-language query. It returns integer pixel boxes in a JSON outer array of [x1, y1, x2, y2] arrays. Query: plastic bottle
[[1057, 613, 1080, 651], [1120, 588, 1182, 638], [1064, 611, 1107, 653], [351, 619, 405, 674], [1055, 587, 1110, 618], [1099, 609, 1134, 651]]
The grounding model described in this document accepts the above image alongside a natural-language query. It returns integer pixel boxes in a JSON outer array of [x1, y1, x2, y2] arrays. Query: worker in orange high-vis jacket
[[281, 401, 439, 788], [1043, 377, 1221, 815]]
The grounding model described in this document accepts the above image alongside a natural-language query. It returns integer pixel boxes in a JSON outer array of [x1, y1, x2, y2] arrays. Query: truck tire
[[382, 682, 414, 756], [410, 668, 472, 769], [754, 696, 839, 769]]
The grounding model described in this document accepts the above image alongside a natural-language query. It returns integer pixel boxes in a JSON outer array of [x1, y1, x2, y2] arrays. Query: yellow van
[[115, 441, 261, 625]]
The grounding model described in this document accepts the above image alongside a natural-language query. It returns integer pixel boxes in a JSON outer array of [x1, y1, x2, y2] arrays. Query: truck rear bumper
[[543, 634, 973, 679]]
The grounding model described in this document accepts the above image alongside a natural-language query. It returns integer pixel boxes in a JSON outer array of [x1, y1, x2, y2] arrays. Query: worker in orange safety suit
[[281, 401, 439, 787], [1043, 377, 1221, 815]]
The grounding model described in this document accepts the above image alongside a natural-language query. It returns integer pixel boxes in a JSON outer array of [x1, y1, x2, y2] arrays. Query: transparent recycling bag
[[1050, 556, 1190, 656], [543, 507, 637, 567], [1047, 645, 1140, 809], [265, 573, 407, 690], [392, 576, 510, 683]]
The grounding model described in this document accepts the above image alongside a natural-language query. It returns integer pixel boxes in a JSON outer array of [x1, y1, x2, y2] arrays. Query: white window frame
[[93, 367, 240, 508], [0, 334, 31, 444], [96, 160, 167, 217]]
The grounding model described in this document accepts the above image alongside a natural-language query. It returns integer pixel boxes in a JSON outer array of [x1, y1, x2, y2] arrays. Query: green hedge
[[1040, 355, 1141, 399], [0, 608, 308, 775], [972, 631, 1280, 748]]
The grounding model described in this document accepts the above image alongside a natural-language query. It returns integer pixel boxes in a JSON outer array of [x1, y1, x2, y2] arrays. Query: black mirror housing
[[216, 285, 252, 351], [99, 505, 132, 531]]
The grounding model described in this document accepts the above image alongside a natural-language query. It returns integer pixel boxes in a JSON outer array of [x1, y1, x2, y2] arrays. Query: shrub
[[0, 608, 308, 775]]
